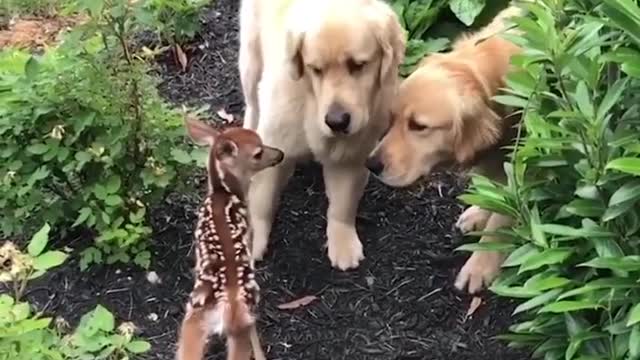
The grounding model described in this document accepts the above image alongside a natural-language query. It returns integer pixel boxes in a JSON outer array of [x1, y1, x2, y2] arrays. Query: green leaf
[[514, 289, 563, 315], [574, 81, 594, 118], [105, 195, 123, 206], [490, 284, 541, 298], [530, 206, 548, 248], [519, 248, 572, 273], [629, 303, 640, 326], [449, 0, 486, 26], [94, 184, 108, 200], [125, 340, 151, 353], [606, 157, 640, 176], [610, 180, 640, 206], [24, 56, 40, 81], [597, 78, 628, 121], [492, 94, 529, 108], [26, 143, 50, 155], [539, 300, 601, 313], [27, 223, 51, 257], [72, 207, 92, 227], [559, 278, 640, 300], [579, 256, 640, 271], [630, 325, 640, 359], [33, 251, 68, 271], [105, 175, 121, 194], [91, 305, 115, 331], [171, 148, 192, 164], [564, 199, 604, 218], [455, 242, 516, 252], [503, 244, 540, 267]]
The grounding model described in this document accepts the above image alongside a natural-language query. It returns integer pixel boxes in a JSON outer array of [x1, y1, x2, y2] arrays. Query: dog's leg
[[249, 324, 266, 360], [455, 205, 492, 233], [322, 164, 368, 270], [239, 0, 262, 130], [247, 160, 296, 260], [176, 306, 209, 360], [455, 212, 513, 293]]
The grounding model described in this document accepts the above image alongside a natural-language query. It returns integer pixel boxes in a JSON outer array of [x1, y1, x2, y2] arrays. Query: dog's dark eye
[[408, 116, 429, 132], [347, 58, 366, 74], [253, 149, 263, 160], [309, 65, 323, 76]]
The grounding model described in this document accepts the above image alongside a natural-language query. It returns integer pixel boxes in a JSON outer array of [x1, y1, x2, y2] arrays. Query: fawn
[[176, 115, 284, 360]]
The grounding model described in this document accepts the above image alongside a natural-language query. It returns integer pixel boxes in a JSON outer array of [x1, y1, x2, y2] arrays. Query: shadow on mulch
[[23, 0, 530, 359]]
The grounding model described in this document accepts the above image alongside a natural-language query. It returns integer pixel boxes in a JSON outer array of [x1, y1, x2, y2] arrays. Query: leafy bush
[[0, 0, 203, 269], [390, 0, 508, 76], [137, 0, 211, 45], [460, 0, 640, 358]]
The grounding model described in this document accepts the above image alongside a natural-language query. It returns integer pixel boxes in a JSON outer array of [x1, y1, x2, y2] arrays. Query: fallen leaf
[[175, 44, 188, 71], [277, 295, 318, 310], [465, 296, 483, 319], [216, 108, 235, 123]]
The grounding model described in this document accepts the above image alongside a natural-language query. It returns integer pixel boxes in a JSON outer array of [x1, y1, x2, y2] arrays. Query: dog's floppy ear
[[369, 1, 406, 84], [453, 100, 503, 165], [285, 28, 305, 80]]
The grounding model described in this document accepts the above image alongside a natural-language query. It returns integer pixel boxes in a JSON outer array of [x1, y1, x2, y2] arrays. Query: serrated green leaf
[[73, 207, 92, 227], [27, 223, 51, 257], [449, 0, 486, 26]]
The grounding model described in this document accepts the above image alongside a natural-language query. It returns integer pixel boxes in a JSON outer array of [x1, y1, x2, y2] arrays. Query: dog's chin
[[371, 172, 419, 188]]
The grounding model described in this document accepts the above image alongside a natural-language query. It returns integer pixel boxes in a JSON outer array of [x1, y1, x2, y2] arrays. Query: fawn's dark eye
[[253, 149, 263, 160], [347, 58, 366, 74], [407, 116, 429, 132]]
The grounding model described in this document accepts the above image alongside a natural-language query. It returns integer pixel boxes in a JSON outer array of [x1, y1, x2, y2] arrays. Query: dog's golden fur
[[368, 5, 524, 293], [239, 0, 405, 270]]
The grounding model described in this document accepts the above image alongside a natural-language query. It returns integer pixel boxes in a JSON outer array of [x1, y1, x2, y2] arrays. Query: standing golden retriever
[[366, 5, 523, 292], [238, 0, 405, 269]]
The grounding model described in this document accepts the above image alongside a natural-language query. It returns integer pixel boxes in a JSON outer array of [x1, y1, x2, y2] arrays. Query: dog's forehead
[[303, 19, 377, 63]]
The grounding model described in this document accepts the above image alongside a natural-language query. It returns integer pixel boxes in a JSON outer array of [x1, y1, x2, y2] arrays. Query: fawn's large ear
[[216, 139, 238, 159], [185, 115, 219, 146]]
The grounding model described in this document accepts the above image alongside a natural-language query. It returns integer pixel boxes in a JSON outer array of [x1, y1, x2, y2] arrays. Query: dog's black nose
[[325, 103, 351, 133], [366, 156, 384, 175]]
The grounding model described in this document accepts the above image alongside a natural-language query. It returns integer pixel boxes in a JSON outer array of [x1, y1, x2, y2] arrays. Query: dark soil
[[23, 0, 530, 359]]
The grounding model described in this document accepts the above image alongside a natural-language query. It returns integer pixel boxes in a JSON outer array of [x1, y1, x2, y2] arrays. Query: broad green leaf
[[514, 289, 563, 315], [564, 199, 604, 218], [539, 300, 601, 313], [105, 175, 121, 194], [519, 248, 572, 273], [125, 340, 151, 353], [503, 244, 540, 267], [27, 223, 51, 257], [606, 157, 640, 176], [449, 0, 486, 26], [91, 305, 115, 331], [105, 195, 123, 206], [26, 143, 49, 155], [610, 180, 640, 206], [629, 303, 640, 326], [171, 148, 192, 164], [33, 251, 68, 271], [524, 274, 572, 292]]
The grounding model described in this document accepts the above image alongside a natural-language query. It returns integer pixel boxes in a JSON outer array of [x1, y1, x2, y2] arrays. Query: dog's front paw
[[456, 206, 491, 233], [326, 222, 364, 270], [454, 251, 503, 294]]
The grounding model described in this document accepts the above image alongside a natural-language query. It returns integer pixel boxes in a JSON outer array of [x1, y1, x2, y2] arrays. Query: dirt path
[[27, 1, 527, 359]]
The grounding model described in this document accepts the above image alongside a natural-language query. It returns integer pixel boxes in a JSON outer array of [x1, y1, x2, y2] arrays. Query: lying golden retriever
[[238, 0, 405, 269], [366, 5, 523, 293]]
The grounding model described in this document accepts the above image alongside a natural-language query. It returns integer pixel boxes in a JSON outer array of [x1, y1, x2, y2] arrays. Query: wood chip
[[216, 108, 235, 123], [277, 295, 318, 310], [465, 296, 483, 320], [175, 44, 188, 71]]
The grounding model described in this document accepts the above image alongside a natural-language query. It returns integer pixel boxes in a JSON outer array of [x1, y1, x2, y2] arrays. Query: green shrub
[[137, 0, 211, 45], [460, 0, 640, 358], [0, 0, 204, 269]]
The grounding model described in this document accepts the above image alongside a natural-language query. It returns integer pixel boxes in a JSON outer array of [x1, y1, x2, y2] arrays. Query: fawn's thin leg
[[176, 307, 209, 360], [249, 325, 266, 360]]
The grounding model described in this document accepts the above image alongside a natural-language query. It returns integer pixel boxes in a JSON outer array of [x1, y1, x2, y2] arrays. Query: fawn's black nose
[[366, 156, 384, 175], [325, 103, 351, 133]]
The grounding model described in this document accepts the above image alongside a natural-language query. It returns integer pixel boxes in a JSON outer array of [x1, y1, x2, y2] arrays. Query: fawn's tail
[[176, 307, 208, 360]]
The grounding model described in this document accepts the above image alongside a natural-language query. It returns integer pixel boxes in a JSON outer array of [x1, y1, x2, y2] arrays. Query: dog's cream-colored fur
[[238, 0, 405, 269], [368, 5, 523, 292]]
